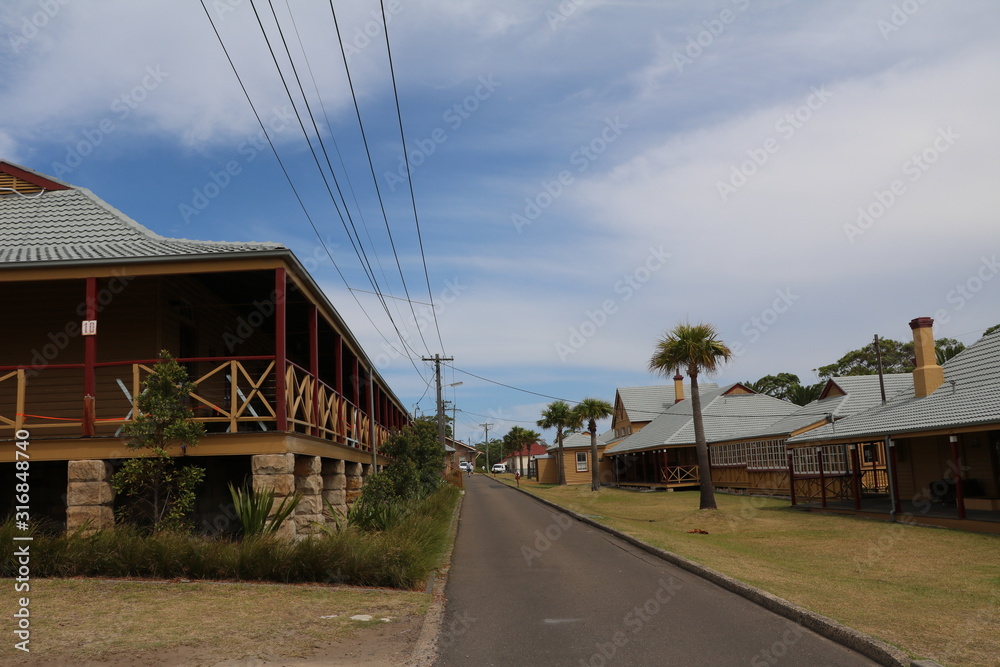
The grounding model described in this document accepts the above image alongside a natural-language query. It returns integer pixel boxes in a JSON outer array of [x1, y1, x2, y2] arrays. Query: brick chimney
[[909, 317, 944, 397], [674, 374, 684, 403]]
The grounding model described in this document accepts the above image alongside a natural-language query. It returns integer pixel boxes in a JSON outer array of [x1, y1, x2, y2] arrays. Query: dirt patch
[[4, 579, 429, 666]]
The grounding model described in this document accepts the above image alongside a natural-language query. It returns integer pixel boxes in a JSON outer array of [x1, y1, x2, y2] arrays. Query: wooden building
[[605, 383, 798, 489], [788, 318, 1000, 532], [709, 374, 911, 497], [0, 162, 410, 537]]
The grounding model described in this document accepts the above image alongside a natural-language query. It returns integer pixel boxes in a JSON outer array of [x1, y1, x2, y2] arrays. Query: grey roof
[[616, 382, 719, 423], [606, 384, 799, 455], [729, 374, 913, 441], [788, 331, 1000, 445], [0, 187, 284, 265], [548, 429, 615, 451]]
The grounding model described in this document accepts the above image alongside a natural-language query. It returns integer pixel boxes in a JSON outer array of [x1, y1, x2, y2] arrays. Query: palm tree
[[649, 322, 732, 510], [787, 381, 824, 406], [537, 401, 575, 485], [573, 398, 614, 491], [503, 426, 541, 477]]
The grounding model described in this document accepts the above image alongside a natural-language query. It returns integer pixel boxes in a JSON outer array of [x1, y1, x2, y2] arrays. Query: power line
[[327, 0, 434, 357], [198, 0, 425, 379], [379, 0, 446, 354], [450, 366, 580, 404]]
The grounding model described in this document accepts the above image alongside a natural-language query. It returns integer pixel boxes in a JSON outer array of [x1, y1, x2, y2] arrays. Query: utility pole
[[481, 422, 493, 473], [422, 354, 454, 453]]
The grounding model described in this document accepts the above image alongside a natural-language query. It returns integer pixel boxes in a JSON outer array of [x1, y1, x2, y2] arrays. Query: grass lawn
[[3, 578, 429, 665], [511, 480, 1000, 667]]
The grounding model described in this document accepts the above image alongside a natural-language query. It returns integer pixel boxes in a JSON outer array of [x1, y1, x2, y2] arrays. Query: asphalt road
[[435, 474, 880, 667]]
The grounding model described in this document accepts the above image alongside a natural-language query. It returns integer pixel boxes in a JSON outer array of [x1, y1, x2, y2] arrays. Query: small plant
[[228, 483, 302, 537], [112, 350, 206, 532]]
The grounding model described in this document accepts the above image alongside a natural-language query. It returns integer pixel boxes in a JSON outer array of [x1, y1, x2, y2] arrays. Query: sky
[[2, 0, 999, 446]]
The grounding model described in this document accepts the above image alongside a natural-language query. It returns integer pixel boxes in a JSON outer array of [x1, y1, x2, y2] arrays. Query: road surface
[[436, 474, 880, 666]]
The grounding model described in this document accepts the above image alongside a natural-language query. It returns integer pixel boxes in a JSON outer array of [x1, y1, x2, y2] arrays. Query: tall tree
[[537, 401, 577, 486], [502, 426, 541, 476], [649, 322, 732, 510], [815, 337, 965, 379], [744, 373, 801, 401], [573, 398, 614, 492]]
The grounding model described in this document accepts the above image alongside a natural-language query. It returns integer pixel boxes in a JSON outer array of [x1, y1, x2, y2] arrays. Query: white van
[[491, 463, 507, 473]]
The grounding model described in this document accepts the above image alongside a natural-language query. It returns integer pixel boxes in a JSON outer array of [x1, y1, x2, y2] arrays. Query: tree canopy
[[814, 337, 964, 379]]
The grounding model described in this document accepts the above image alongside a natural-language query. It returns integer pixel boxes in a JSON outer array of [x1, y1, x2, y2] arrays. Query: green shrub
[[0, 484, 460, 589]]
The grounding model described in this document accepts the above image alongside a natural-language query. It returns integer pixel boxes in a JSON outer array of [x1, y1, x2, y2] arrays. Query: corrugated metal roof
[[606, 385, 799, 455], [0, 188, 283, 265], [788, 331, 1000, 444], [616, 382, 718, 423]]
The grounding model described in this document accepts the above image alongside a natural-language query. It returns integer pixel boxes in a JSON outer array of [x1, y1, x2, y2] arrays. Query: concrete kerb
[[406, 489, 464, 667], [500, 482, 925, 667]]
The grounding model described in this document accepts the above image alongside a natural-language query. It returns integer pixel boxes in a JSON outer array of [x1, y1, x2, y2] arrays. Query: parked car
[[491, 463, 507, 474], [459, 461, 473, 473]]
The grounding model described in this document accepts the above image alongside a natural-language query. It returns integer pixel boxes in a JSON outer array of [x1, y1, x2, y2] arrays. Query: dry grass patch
[[3, 578, 428, 665], [514, 481, 1000, 667]]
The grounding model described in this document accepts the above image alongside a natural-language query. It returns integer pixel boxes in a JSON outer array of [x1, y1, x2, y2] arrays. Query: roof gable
[[1, 161, 71, 197], [789, 331, 1000, 444]]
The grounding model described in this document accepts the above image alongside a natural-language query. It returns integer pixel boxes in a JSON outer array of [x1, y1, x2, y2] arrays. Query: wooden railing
[[661, 464, 700, 486], [284, 363, 391, 452], [1, 357, 392, 451]]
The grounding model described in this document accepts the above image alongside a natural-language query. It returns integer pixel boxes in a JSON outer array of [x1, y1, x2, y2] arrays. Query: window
[[576, 451, 588, 472], [711, 442, 747, 467], [747, 439, 787, 471], [793, 446, 850, 475]]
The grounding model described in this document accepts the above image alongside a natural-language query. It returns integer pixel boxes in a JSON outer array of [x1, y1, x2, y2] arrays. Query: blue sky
[[3, 0, 999, 446]]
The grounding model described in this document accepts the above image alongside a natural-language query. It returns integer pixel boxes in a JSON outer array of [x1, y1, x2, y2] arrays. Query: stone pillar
[[294, 455, 323, 537], [345, 461, 364, 507], [66, 460, 115, 535], [251, 453, 295, 539], [322, 459, 347, 524]]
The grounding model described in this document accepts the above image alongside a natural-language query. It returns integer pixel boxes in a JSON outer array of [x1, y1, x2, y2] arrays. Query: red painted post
[[850, 444, 862, 510], [82, 277, 97, 437], [888, 439, 901, 519], [787, 451, 796, 506], [817, 447, 827, 508], [951, 435, 966, 520], [308, 304, 319, 437], [274, 268, 287, 431]]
